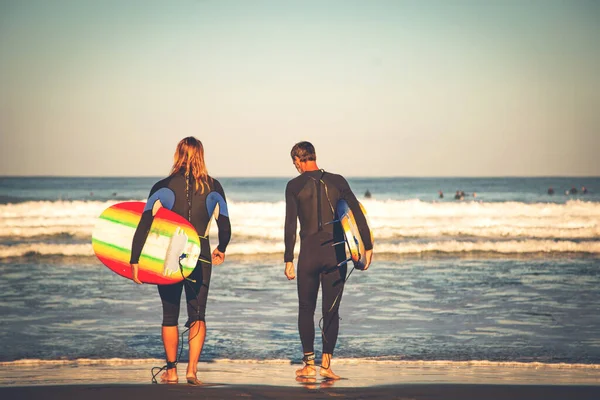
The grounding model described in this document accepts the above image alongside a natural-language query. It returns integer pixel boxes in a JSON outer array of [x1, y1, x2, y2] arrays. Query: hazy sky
[[1, 0, 598, 177]]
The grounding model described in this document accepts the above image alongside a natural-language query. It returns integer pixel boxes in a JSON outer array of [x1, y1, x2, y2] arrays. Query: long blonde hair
[[170, 137, 211, 193]]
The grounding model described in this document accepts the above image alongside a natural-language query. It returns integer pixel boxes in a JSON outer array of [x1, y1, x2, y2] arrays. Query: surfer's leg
[[183, 261, 212, 384], [161, 326, 179, 382], [320, 353, 340, 380], [296, 247, 319, 377], [319, 263, 347, 380], [185, 321, 205, 385], [158, 282, 184, 383]]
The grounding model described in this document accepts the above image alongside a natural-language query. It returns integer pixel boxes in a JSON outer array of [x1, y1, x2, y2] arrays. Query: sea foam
[[1, 199, 598, 258]]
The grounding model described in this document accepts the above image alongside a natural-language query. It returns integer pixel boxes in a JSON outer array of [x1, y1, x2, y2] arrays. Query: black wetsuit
[[130, 172, 231, 327], [284, 170, 372, 354]]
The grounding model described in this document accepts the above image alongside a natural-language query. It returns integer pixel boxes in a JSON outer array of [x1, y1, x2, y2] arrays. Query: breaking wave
[[1, 199, 598, 258]]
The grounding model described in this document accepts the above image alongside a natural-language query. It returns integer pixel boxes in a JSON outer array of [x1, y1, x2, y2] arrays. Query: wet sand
[[1, 360, 599, 399], [1, 382, 600, 400]]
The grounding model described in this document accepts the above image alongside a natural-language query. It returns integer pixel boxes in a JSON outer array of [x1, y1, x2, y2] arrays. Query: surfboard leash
[[302, 289, 356, 373], [150, 305, 201, 383], [316, 173, 364, 345], [150, 255, 205, 383], [318, 264, 357, 346], [151, 328, 188, 384], [151, 173, 215, 383]]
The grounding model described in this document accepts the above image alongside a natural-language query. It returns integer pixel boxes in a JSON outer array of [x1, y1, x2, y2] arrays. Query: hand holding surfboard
[[336, 199, 374, 270]]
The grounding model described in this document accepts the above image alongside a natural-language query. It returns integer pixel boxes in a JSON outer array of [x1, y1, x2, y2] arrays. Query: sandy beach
[[1, 360, 599, 399], [2, 383, 600, 400]]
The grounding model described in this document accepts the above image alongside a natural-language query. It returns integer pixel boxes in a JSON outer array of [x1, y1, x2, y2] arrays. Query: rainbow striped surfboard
[[92, 202, 201, 285]]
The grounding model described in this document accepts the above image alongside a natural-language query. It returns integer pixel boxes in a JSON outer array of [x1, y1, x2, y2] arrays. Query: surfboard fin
[[331, 240, 346, 247]]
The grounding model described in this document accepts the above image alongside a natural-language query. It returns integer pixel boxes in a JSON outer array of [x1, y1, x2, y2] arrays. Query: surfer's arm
[[340, 178, 373, 251], [130, 200, 162, 282], [213, 180, 231, 254], [130, 186, 175, 264], [284, 182, 298, 263], [130, 210, 154, 265]]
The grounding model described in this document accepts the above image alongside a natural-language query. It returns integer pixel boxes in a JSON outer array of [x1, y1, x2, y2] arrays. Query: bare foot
[[295, 364, 316, 377], [186, 366, 202, 386], [160, 368, 178, 384], [320, 366, 341, 380], [186, 375, 203, 386]]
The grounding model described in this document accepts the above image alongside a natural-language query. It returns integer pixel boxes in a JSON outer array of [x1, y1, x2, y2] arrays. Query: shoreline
[[3, 357, 600, 368], [1, 359, 599, 388]]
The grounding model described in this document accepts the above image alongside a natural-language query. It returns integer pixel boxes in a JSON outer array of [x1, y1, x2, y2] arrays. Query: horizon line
[[1, 174, 599, 179]]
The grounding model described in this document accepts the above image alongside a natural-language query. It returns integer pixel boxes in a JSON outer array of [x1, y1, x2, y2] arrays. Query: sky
[[0, 0, 598, 177]]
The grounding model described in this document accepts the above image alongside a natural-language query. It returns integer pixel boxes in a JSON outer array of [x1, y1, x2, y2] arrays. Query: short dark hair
[[290, 141, 316, 162]]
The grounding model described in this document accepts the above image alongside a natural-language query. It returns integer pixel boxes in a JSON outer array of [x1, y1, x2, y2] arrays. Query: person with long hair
[[129, 137, 231, 385]]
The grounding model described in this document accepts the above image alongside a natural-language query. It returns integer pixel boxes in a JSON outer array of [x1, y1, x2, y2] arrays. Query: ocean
[[1, 176, 599, 370]]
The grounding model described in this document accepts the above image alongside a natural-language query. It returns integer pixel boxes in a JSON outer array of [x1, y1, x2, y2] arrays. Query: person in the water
[[284, 141, 373, 380]]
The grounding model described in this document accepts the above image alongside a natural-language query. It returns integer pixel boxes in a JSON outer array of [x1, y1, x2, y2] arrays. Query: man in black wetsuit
[[284, 141, 373, 380]]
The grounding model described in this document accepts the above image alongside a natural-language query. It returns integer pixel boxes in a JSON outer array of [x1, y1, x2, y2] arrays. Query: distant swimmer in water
[[582, 186, 588, 194], [570, 187, 578, 195], [473, 192, 477, 198], [438, 190, 444, 199], [364, 189, 372, 198], [548, 187, 554, 195], [454, 190, 464, 200]]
